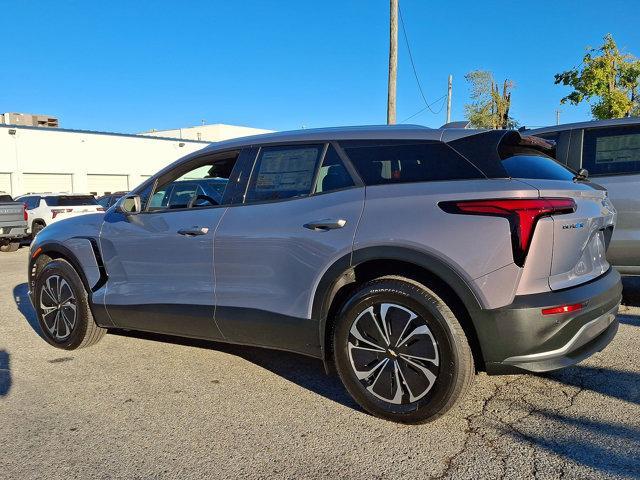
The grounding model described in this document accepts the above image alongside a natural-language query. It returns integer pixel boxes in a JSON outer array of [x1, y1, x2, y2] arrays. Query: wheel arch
[[29, 238, 106, 294], [313, 246, 486, 371]]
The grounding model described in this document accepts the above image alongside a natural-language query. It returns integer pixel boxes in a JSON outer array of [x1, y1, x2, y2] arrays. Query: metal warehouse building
[[0, 120, 272, 197]]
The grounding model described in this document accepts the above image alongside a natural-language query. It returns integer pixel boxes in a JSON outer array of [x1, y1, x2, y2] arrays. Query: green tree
[[555, 34, 640, 119], [464, 70, 517, 129]]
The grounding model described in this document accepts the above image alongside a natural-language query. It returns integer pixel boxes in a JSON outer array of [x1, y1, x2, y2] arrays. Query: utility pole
[[387, 0, 398, 124], [446, 74, 453, 124], [556, 109, 561, 125]]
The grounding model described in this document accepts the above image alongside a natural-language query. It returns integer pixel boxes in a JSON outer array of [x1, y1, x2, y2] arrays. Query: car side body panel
[[214, 187, 366, 355]]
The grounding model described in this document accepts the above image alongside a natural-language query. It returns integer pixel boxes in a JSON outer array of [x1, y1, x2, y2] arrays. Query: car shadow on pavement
[[110, 329, 361, 412], [501, 410, 640, 478], [13, 283, 44, 339], [0, 350, 11, 397], [546, 365, 640, 406], [622, 276, 640, 307]]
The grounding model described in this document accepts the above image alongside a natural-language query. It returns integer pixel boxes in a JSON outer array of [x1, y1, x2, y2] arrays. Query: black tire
[[0, 242, 19, 252], [34, 258, 106, 350], [32, 222, 45, 237], [333, 276, 474, 424]]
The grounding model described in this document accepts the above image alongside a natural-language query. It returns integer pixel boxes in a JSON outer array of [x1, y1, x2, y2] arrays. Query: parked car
[[27, 125, 621, 424], [16, 193, 105, 236], [0, 193, 28, 252], [527, 117, 640, 274], [97, 191, 128, 209]]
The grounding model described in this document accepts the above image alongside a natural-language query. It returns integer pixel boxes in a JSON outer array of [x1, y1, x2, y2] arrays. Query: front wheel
[[34, 258, 106, 349], [333, 276, 474, 424]]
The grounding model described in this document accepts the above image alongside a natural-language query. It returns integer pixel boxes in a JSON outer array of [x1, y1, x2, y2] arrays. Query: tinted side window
[[313, 145, 354, 194], [45, 195, 98, 206], [341, 141, 484, 185], [97, 196, 111, 208], [245, 145, 323, 202], [502, 154, 575, 181], [583, 125, 640, 176]]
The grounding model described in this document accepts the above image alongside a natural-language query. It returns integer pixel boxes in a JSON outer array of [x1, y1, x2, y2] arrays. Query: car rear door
[[213, 143, 364, 356], [577, 125, 640, 272]]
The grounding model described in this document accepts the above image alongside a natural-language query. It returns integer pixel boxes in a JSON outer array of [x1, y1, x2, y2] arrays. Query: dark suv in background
[[528, 117, 640, 274]]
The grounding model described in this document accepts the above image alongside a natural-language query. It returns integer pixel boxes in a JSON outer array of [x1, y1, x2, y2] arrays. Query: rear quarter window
[[340, 141, 484, 185], [501, 154, 575, 181]]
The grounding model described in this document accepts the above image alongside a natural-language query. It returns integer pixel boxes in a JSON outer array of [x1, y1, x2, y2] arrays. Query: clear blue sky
[[2, 0, 638, 134]]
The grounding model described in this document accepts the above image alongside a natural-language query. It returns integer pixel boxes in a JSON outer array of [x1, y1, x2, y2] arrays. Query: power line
[[400, 94, 448, 123], [398, 2, 439, 114]]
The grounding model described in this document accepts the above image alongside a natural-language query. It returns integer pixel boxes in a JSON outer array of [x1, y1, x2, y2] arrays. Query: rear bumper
[[476, 268, 622, 374], [0, 224, 28, 239]]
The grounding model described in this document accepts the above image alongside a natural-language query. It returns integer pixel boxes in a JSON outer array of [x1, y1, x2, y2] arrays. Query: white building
[[139, 123, 273, 142], [0, 122, 273, 197]]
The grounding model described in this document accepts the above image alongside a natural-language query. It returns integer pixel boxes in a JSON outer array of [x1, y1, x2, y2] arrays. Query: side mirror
[[117, 194, 142, 214], [578, 168, 589, 179]]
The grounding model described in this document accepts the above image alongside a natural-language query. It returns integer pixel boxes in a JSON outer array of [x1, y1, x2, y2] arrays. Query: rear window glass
[[45, 195, 98, 206], [583, 125, 640, 176], [0, 195, 13, 202], [501, 154, 575, 181], [341, 141, 484, 185]]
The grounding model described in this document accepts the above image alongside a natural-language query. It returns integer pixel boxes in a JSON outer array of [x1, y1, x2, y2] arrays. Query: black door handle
[[303, 219, 347, 231], [178, 226, 209, 236]]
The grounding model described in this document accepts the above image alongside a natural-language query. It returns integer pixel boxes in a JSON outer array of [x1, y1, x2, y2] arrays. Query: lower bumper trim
[[499, 309, 619, 373]]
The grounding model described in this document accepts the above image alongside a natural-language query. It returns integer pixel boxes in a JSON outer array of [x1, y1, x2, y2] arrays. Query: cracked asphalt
[[1, 247, 639, 479]]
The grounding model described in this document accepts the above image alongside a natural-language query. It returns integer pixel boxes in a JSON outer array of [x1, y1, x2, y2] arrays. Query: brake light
[[439, 198, 576, 266], [542, 303, 583, 315], [51, 208, 73, 219], [22, 203, 28, 221]]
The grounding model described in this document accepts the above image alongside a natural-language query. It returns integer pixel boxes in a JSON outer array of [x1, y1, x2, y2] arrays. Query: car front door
[[98, 149, 248, 339], [213, 143, 365, 356]]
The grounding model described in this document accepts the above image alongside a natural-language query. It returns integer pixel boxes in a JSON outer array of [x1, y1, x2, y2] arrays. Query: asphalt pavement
[[1, 247, 639, 479]]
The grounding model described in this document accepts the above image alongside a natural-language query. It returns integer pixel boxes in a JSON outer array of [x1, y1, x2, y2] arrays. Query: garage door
[[87, 174, 129, 196], [0, 173, 11, 195], [23, 173, 73, 195]]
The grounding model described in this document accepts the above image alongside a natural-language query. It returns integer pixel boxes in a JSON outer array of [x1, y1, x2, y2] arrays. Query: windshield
[[501, 154, 576, 181]]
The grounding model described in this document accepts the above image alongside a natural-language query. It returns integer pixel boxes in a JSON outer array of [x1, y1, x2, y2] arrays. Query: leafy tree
[[555, 34, 640, 119], [464, 70, 517, 129]]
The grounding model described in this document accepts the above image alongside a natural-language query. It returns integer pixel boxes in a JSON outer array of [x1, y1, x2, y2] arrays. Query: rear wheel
[[32, 222, 45, 237], [333, 276, 474, 424], [34, 258, 106, 349], [0, 242, 20, 252]]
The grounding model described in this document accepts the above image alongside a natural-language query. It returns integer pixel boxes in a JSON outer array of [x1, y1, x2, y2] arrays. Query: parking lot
[[1, 247, 639, 480]]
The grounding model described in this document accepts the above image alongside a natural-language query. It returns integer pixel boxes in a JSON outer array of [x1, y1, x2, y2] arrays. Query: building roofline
[[0, 124, 210, 144]]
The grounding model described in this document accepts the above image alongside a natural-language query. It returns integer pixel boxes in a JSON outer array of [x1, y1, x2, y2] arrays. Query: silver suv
[[28, 125, 622, 423]]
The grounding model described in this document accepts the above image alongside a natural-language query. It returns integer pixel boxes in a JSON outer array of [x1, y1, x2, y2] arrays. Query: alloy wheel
[[39, 274, 77, 341], [348, 303, 440, 404]]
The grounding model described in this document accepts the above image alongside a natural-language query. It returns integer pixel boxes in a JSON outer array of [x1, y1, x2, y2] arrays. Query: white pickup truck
[[0, 193, 28, 252]]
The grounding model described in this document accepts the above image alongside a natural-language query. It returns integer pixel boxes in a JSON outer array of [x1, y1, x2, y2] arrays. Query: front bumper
[[475, 268, 622, 374]]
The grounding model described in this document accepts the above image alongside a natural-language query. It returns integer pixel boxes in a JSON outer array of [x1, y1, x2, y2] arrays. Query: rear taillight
[[541, 303, 584, 315], [439, 198, 576, 266], [22, 203, 28, 221], [51, 208, 73, 219]]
